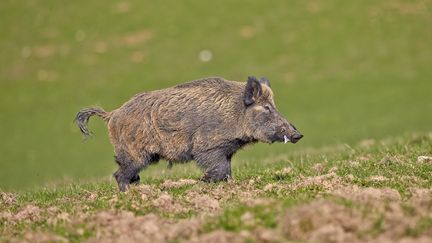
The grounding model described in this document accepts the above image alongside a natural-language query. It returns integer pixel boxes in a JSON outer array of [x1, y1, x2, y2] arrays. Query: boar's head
[[243, 76, 303, 144]]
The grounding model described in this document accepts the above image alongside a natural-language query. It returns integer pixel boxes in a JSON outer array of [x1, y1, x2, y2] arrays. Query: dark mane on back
[[174, 77, 227, 89]]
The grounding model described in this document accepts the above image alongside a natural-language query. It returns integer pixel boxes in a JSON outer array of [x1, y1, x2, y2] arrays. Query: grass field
[[1, 0, 432, 241], [1, 134, 432, 241], [0, 0, 431, 190]]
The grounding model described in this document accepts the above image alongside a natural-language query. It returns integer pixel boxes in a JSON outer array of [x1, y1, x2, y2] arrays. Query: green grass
[[1, 134, 431, 241], [204, 202, 279, 232], [1, 0, 431, 191]]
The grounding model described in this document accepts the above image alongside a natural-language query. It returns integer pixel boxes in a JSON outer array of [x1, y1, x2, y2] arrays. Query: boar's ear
[[244, 76, 262, 106], [259, 77, 270, 87]]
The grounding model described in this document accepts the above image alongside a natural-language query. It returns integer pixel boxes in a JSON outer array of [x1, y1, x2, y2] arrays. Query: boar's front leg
[[196, 151, 232, 182]]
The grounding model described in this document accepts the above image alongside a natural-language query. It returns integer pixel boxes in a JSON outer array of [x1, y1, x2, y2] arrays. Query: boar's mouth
[[271, 133, 303, 144]]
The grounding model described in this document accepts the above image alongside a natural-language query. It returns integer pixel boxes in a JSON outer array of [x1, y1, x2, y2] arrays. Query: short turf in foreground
[[1, 133, 431, 242]]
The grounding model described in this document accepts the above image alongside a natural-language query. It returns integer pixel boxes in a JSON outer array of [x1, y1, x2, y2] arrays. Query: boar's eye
[[264, 105, 271, 112]]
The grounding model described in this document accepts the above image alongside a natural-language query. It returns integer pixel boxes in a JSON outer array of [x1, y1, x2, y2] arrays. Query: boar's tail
[[75, 107, 111, 138]]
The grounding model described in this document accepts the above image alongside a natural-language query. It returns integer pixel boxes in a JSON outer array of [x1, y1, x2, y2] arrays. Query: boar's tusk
[[284, 135, 290, 144]]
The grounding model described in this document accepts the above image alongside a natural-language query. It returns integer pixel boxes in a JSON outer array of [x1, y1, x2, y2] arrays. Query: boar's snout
[[277, 122, 303, 144], [289, 132, 303, 144]]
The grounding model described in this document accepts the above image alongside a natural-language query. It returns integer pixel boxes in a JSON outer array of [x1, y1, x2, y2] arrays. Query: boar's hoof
[[113, 170, 130, 192], [118, 183, 128, 192], [201, 174, 231, 183], [130, 174, 140, 184]]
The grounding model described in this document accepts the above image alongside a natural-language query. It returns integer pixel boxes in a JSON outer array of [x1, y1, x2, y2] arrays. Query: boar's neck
[[221, 137, 257, 159], [233, 137, 256, 148], [232, 138, 257, 150]]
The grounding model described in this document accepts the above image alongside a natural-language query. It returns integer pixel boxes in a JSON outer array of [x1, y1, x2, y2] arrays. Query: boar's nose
[[290, 133, 303, 143]]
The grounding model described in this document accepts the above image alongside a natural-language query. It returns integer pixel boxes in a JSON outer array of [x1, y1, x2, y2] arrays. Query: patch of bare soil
[[0, 204, 44, 229], [184, 180, 262, 205], [152, 193, 185, 213], [240, 197, 273, 207], [369, 0, 430, 17], [114, 1, 129, 13], [385, 0, 430, 15], [312, 163, 325, 173], [417, 156, 432, 164], [187, 229, 246, 243], [332, 185, 401, 202], [410, 188, 432, 202], [33, 45, 57, 58], [0, 192, 16, 206], [252, 227, 284, 242], [367, 175, 390, 183], [239, 26, 257, 39], [280, 197, 432, 243], [86, 211, 201, 243], [132, 184, 161, 201], [14, 205, 42, 222], [188, 194, 220, 212], [291, 171, 343, 191], [281, 200, 365, 242], [15, 232, 68, 243], [120, 29, 153, 47], [160, 179, 197, 189]]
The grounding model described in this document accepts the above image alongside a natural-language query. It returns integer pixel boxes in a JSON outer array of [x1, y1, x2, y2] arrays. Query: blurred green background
[[1, 0, 431, 190]]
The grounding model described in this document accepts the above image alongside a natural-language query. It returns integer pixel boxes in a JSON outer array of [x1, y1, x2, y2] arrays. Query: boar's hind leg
[[113, 154, 138, 192], [113, 152, 158, 192], [196, 151, 232, 183]]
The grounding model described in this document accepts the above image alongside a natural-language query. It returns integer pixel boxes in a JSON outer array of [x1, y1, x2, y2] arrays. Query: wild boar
[[75, 76, 303, 191]]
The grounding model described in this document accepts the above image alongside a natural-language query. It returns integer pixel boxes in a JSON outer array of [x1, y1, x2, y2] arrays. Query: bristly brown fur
[[76, 76, 302, 191]]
